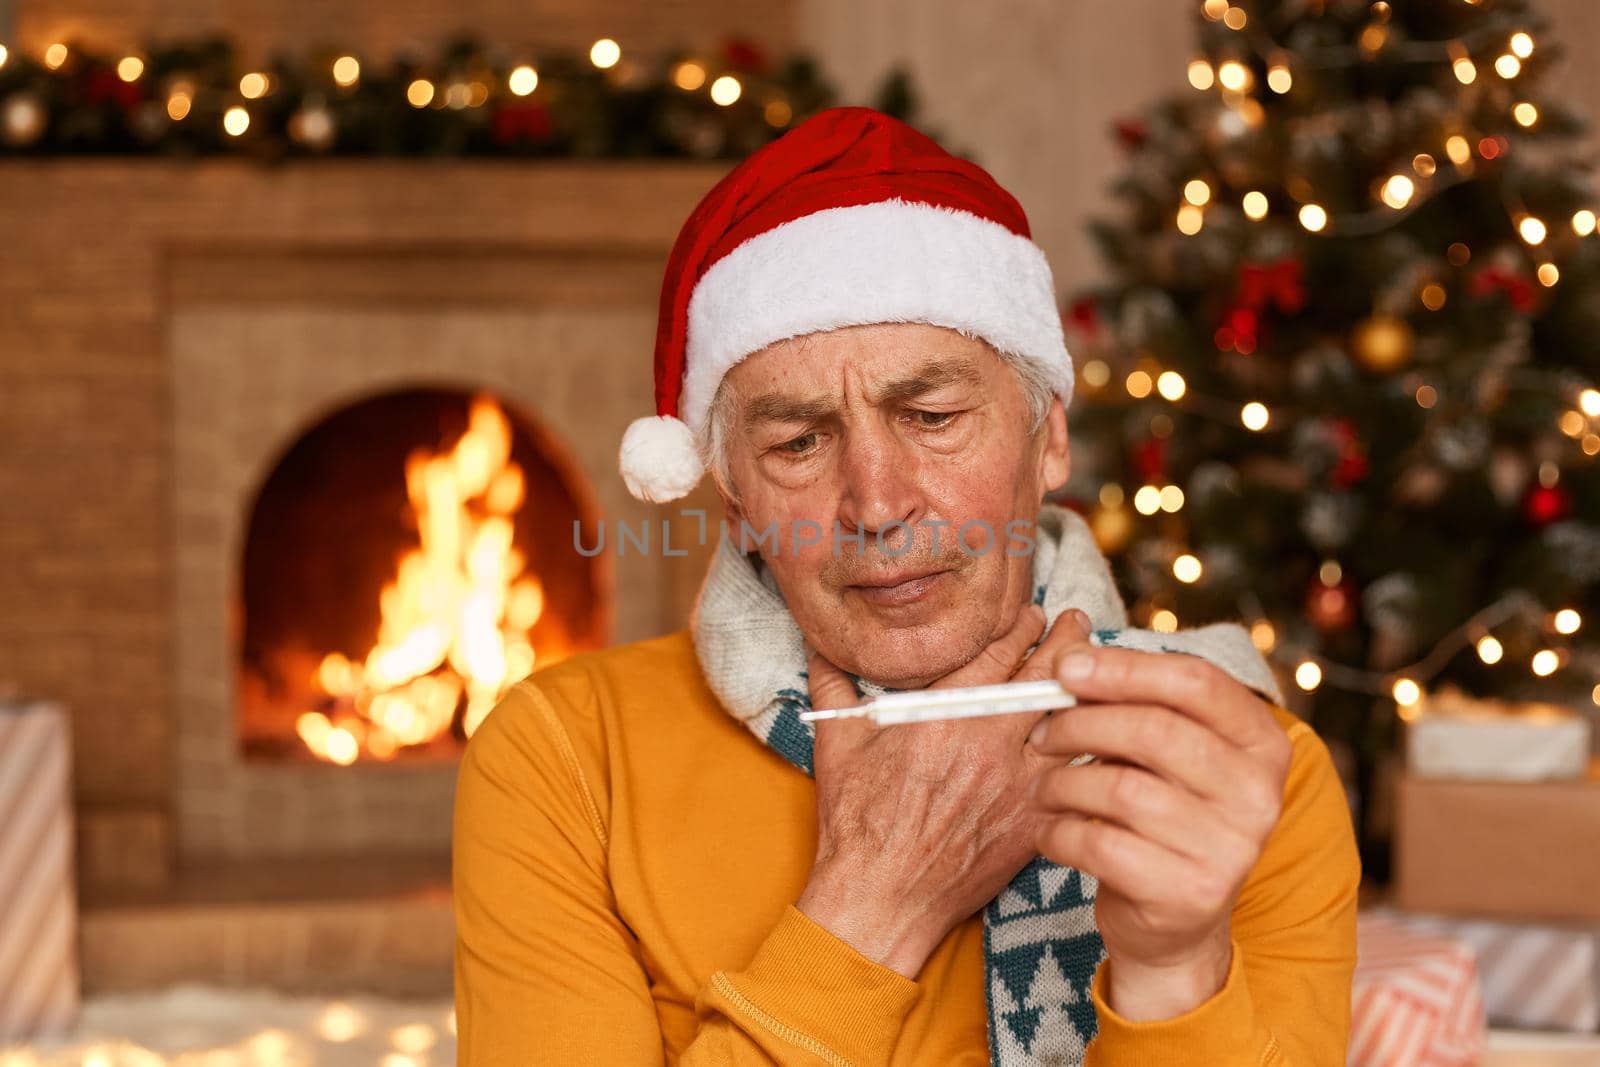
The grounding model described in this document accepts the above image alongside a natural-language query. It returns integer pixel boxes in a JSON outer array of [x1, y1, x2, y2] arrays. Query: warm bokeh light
[[1134, 485, 1163, 516], [44, 43, 68, 69], [1082, 359, 1111, 388], [1579, 388, 1600, 417], [1159, 484, 1185, 512], [1495, 53, 1522, 79], [1217, 60, 1251, 92], [1532, 649, 1561, 676], [1184, 179, 1212, 206], [1513, 102, 1539, 127], [1555, 608, 1582, 635], [1156, 371, 1187, 400], [1413, 153, 1437, 177], [710, 75, 742, 106], [508, 65, 538, 95], [222, 106, 250, 136], [1299, 203, 1328, 232], [1151, 608, 1179, 632], [672, 61, 707, 91], [1510, 32, 1535, 58], [1476, 635, 1504, 664], [1421, 284, 1447, 311], [1250, 619, 1276, 652], [1538, 262, 1560, 287], [590, 38, 621, 69], [1452, 56, 1477, 84], [407, 79, 435, 107], [1295, 660, 1322, 691], [1242, 190, 1269, 220], [1267, 63, 1292, 94], [1519, 216, 1548, 245], [1445, 135, 1472, 165], [1392, 678, 1422, 706], [240, 71, 269, 98], [1241, 401, 1270, 431], [332, 55, 360, 87], [1176, 203, 1205, 235], [1126, 370, 1154, 398], [1416, 384, 1438, 408], [1188, 59, 1215, 91], [1173, 554, 1203, 583], [1573, 210, 1597, 237], [317, 1002, 367, 1042], [1380, 174, 1414, 209], [117, 56, 144, 82]]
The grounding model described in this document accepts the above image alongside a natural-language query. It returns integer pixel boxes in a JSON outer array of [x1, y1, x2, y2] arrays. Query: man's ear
[[1038, 397, 1070, 493]]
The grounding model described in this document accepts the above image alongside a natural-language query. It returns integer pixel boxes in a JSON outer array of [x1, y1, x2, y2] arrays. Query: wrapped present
[[1406, 684, 1590, 782], [1369, 908, 1600, 1033], [1351, 913, 1485, 1067], [0, 697, 80, 1041], [1395, 765, 1600, 922]]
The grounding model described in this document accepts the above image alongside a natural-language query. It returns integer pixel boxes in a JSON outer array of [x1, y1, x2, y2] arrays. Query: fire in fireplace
[[237, 387, 605, 764]]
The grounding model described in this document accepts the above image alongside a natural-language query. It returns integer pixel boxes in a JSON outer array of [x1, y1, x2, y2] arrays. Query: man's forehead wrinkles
[[737, 351, 987, 430]]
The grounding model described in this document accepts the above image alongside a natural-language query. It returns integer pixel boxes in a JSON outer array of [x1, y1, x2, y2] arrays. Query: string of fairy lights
[[1086, 0, 1600, 714], [0, 33, 812, 154]]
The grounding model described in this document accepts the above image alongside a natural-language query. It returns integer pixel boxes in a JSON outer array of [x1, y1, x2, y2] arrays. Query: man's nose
[[836, 427, 921, 541]]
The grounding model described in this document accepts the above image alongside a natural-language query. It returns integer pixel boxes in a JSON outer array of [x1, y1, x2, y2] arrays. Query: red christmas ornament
[[1306, 577, 1358, 632], [1328, 419, 1369, 488], [1065, 296, 1101, 339], [1469, 266, 1537, 314], [1113, 117, 1148, 153], [1236, 257, 1306, 314], [1523, 482, 1571, 525], [1132, 436, 1166, 483]]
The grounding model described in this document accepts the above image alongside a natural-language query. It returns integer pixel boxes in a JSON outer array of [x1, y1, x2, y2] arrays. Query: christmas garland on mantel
[[0, 33, 923, 160]]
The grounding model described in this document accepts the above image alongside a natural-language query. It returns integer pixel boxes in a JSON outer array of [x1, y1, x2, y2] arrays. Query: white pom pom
[[619, 415, 705, 503]]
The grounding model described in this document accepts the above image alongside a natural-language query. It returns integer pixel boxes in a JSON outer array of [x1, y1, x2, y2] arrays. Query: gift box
[[1351, 913, 1486, 1067], [1394, 764, 1600, 923], [1405, 684, 1590, 782], [0, 697, 81, 1041], [1368, 908, 1600, 1033]]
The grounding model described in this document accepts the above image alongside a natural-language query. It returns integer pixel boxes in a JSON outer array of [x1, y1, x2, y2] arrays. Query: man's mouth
[[846, 567, 954, 607]]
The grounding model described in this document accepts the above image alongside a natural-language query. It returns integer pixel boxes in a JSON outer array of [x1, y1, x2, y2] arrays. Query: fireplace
[[238, 387, 605, 764]]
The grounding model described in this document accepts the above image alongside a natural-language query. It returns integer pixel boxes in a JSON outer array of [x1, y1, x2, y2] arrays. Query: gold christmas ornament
[[1350, 314, 1414, 372]]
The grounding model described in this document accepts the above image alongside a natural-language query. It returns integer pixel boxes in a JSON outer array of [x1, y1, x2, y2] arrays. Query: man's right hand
[[794, 602, 1095, 978]]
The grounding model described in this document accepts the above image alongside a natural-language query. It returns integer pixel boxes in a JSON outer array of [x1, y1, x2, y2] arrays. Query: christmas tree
[[1064, 0, 1600, 872]]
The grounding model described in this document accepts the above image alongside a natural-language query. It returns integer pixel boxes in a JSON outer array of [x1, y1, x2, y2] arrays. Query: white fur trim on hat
[[678, 197, 1073, 439], [619, 414, 704, 503]]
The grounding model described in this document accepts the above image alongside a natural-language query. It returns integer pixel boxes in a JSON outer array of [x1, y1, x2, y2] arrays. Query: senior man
[[453, 107, 1359, 1066]]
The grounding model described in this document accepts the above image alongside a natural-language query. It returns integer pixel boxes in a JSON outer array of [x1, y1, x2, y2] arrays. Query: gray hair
[[703, 340, 1056, 501]]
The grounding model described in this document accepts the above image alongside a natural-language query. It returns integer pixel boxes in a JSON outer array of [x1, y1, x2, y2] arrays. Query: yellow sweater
[[453, 631, 1359, 1065]]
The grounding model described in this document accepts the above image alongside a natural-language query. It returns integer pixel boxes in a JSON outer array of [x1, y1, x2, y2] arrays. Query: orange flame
[[299, 396, 545, 763]]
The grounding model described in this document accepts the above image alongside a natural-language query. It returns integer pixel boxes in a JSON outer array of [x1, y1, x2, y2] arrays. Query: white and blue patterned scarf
[[690, 503, 1284, 1065]]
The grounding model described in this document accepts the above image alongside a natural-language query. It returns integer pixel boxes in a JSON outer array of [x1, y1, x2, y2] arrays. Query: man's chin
[[823, 609, 988, 690]]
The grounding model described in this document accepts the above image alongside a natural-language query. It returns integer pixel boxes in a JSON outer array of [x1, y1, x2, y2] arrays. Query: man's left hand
[[1025, 647, 1293, 1021]]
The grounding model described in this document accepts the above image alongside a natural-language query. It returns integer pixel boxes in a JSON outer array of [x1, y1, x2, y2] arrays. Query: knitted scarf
[[690, 503, 1285, 1066]]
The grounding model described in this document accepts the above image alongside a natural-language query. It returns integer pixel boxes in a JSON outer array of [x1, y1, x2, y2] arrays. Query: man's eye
[[779, 433, 818, 454], [911, 409, 959, 428]]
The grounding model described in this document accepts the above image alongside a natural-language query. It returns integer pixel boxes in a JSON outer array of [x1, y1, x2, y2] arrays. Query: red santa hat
[[619, 105, 1074, 503]]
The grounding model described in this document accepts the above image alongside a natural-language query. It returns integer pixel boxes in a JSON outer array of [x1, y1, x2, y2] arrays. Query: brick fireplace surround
[[0, 161, 727, 993]]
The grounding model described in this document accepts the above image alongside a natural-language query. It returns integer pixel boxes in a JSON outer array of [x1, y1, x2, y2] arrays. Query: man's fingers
[[1029, 760, 1251, 864], [805, 646, 863, 712], [1014, 608, 1094, 683], [934, 603, 1047, 689]]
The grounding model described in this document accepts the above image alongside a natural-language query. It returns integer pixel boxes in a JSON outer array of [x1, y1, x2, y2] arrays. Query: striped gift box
[[0, 698, 80, 1041], [1350, 913, 1486, 1067], [1370, 909, 1599, 1033]]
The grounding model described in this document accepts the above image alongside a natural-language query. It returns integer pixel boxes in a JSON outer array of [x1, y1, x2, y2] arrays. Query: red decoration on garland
[[1523, 482, 1571, 525], [85, 68, 142, 110], [491, 101, 553, 145], [1468, 266, 1537, 313], [721, 37, 770, 75]]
